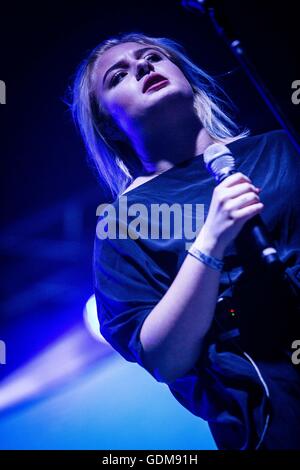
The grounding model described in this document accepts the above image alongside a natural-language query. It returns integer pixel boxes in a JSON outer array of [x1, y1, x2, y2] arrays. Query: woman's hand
[[196, 172, 263, 258]]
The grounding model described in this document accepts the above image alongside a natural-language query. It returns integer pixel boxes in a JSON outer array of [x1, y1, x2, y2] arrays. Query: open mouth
[[143, 74, 169, 93]]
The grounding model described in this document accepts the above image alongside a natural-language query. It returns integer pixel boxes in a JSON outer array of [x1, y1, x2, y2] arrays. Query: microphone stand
[[181, 0, 300, 154]]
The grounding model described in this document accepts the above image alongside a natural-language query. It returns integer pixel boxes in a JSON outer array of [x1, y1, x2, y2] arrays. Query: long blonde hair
[[70, 32, 248, 201]]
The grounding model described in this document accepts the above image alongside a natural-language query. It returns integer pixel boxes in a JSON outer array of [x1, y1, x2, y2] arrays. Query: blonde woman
[[71, 33, 300, 449]]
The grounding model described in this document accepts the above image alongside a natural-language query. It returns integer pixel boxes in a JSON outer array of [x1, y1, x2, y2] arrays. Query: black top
[[94, 130, 300, 449]]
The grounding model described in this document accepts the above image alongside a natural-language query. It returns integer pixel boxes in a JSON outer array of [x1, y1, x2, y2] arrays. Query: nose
[[136, 58, 154, 81]]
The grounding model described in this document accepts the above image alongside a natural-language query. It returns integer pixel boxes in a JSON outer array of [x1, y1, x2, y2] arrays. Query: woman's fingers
[[229, 201, 264, 222], [224, 191, 261, 212], [202, 171, 265, 254], [222, 182, 260, 200], [219, 172, 251, 188]]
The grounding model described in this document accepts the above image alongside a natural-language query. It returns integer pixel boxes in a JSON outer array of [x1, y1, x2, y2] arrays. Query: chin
[[144, 85, 193, 113]]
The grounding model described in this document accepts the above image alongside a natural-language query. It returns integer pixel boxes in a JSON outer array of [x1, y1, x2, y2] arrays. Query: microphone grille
[[203, 143, 235, 180]]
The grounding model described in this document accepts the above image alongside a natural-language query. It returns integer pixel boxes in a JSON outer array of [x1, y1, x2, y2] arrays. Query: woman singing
[[71, 33, 300, 449]]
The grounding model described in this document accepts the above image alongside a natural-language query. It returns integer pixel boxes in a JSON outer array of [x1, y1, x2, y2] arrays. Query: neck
[[128, 111, 217, 176]]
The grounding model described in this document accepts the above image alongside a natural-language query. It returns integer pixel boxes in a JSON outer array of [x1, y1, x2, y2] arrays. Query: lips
[[142, 73, 169, 93]]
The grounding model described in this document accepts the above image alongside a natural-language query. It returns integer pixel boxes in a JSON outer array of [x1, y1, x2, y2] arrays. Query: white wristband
[[187, 244, 224, 272]]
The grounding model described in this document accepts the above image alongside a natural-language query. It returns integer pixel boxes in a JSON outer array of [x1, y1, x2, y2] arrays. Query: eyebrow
[[102, 46, 166, 85]]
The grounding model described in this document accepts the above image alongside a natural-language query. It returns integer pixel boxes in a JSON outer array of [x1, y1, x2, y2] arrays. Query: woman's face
[[94, 42, 194, 139]]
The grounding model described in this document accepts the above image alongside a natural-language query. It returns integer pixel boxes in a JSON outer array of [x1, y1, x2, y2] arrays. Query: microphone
[[203, 143, 281, 267]]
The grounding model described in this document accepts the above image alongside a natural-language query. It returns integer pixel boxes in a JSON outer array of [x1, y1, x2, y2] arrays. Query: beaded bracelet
[[187, 245, 224, 272]]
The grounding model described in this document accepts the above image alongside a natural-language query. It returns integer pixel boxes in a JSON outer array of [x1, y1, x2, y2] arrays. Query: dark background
[[0, 0, 299, 376]]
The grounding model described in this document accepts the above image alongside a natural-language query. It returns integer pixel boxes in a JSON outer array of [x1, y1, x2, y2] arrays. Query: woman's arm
[[140, 172, 263, 383]]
